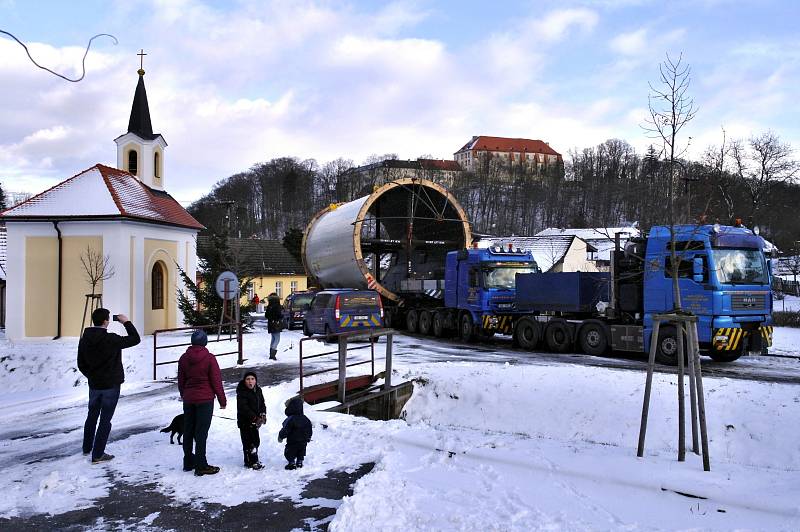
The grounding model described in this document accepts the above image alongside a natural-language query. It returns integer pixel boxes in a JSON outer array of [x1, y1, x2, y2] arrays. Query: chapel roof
[[0, 164, 203, 230], [127, 71, 161, 141]]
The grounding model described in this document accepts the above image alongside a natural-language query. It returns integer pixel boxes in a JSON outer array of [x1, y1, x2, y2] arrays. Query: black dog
[[160, 414, 184, 444]]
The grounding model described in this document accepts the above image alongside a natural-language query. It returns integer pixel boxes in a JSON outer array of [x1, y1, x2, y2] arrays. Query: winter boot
[[296, 460, 303, 469], [269, 349, 277, 360], [252, 462, 265, 470], [285, 461, 296, 470]]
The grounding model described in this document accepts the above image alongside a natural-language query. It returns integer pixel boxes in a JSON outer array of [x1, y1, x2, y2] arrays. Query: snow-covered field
[[0, 324, 799, 530], [774, 294, 800, 312]]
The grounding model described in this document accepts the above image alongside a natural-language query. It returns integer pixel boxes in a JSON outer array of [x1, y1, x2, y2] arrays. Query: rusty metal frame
[[152, 321, 243, 380]]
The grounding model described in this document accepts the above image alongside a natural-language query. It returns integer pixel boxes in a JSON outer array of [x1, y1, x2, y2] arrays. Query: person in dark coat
[[177, 329, 227, 476], [265, 293, 284, 360], [278, 396, 312, 470], [78, 308, 140, 463], [236, 370, 266, 470]]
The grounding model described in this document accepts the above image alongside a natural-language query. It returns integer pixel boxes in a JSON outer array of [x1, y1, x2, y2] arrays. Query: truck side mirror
[[692, 257, 703, 283]]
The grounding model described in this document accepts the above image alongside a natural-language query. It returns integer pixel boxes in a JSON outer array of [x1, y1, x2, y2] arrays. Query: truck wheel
[[432, 312, 447, 338], [545, 321, 572, 353], [460, 313, 476, 343], [514, 318, 540, 350], [579, 322, 608, 356], [418, 311, 433, 336], [406, 310, 419, 333], [654, 325, 683, 366]]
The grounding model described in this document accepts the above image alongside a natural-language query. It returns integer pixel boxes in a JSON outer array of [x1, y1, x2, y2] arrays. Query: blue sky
[[2, 0, 798, 204]]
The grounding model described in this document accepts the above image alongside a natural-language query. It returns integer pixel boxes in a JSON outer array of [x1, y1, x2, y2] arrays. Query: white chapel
[[0, 64, 203, 339]]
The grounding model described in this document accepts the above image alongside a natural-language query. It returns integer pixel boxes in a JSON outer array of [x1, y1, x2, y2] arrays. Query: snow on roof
[[536, 226, 640, 262], [0, 164, 203, 230], [479, 235, 578, 272], [0, 167, 119, 217]]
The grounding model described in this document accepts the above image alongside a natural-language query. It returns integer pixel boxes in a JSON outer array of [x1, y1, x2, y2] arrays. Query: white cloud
[[532, 8, 599, 43]]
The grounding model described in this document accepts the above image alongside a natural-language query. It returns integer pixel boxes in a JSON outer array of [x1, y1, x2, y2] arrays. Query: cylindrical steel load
[[302, 178, 471, 302]]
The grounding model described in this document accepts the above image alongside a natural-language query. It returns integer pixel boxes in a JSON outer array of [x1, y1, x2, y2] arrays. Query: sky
[[1, 0, 799, 206]]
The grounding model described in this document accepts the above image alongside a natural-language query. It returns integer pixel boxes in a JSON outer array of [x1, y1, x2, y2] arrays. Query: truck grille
[[731, 293, 766, 310]]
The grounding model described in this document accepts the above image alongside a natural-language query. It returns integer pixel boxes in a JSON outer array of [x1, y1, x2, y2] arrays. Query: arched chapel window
[[128, 150, 138, 176], [152, 262, 164, 310]]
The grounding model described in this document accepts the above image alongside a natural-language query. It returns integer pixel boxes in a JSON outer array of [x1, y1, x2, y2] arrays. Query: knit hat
[[243, 370, 258, 382], [191, 329, 208, 346]]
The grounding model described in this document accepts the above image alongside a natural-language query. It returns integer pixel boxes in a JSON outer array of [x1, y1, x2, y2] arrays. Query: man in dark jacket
[[177, 329, 227, 476], [236, 371, 266, 470], [77, 308, 141, 463], [278, 396, 312, 470]]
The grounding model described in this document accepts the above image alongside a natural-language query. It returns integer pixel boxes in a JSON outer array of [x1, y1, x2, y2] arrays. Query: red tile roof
[[457, 136, 561, 157], [96, 164, 204, 229], [418, 159, 462, 171], [1, 164, 203, 230]]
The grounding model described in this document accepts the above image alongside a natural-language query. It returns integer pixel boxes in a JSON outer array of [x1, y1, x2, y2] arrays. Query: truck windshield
[[711, 248, 768, 284], [483, 267, 538, 289]]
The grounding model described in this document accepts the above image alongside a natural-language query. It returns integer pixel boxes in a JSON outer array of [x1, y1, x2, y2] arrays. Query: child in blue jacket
[[278, 396, 312, 470]]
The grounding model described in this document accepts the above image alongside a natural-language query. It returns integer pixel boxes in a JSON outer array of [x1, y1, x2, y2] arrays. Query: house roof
[[457, 136, 561, 157], [0, 164, 203, 230], [197, 236, 305, 276], [479, 235, 593, 272], [537, 226, 640, 262], [418, 159, 462, 171]]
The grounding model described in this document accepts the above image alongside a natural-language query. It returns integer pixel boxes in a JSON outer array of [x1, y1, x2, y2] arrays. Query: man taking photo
[[78, 308, 141, 463]]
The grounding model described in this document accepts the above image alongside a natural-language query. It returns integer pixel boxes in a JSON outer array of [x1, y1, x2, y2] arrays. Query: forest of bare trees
[[187, 134, 800, 251]]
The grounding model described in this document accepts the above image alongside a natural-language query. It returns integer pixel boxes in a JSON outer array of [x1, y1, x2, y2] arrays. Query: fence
[[299, 328, 394, 404], [152, 321, 243, 380], [773, 278, 800, 297]]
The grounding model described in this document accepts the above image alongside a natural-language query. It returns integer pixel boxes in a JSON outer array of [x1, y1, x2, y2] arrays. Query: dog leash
[[213, 414, 237, 421]]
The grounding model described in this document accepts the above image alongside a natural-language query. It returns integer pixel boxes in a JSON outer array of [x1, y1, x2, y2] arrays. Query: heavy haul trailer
[[301, 177, 538, 336], [511, 224, 774, 364]]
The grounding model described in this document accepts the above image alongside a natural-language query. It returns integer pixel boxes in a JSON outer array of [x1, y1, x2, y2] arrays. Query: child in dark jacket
[[278, 396, 313, 470], [236, 371, 267, 470]]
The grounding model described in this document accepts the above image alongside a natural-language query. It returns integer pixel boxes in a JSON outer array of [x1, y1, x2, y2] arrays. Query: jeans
[[83, 386, 121, 460], [240, 426, 261, 466], [270, 332, 280, 351], [183, 401, 213, 470]]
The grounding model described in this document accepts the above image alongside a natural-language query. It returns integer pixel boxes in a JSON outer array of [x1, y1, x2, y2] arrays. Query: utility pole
[[215, 200, 235, 236]]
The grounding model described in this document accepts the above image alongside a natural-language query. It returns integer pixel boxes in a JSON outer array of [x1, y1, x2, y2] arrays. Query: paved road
[[392, 332, 800, 385]]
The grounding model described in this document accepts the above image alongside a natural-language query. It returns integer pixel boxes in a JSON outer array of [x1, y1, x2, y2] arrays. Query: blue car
[[302, 289, 384, 339], [283, 291, 317, 330]]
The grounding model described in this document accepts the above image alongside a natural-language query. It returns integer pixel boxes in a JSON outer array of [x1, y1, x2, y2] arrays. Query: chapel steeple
[[114, 50, 168, 191]]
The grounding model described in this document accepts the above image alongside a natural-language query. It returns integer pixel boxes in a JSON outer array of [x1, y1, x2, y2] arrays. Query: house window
[[275, 281, 283, 299], [154, 152, 160, 179], [152, 262, 165, 310], [290, 280, 298, 293], [128, 150, 138, 176]]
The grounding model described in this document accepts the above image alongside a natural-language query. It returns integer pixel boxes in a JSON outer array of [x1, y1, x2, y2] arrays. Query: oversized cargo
[[302, 178, 471, 302]]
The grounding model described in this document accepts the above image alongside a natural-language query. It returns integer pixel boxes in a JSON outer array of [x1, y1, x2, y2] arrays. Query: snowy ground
[[774, 294, 800, 312], [0, 322, 799, 530]]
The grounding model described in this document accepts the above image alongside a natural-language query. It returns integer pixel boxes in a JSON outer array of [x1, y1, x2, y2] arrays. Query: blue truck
[[405, 224, 773, 364]]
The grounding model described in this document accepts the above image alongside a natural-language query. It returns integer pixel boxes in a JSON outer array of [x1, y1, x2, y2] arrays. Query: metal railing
[[299, 328, 394, 403], [152, 321, 243, 380]]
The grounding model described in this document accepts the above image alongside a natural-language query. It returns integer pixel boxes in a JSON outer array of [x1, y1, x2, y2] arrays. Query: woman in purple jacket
[[177, 329, 227, 476]]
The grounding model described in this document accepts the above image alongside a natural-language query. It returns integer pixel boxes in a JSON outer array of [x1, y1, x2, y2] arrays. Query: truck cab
[[444, 245, 539, 339], [636, 224, 772, 363]]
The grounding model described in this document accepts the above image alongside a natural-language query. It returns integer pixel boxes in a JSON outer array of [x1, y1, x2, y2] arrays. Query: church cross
[[137, 49, 147, 70]]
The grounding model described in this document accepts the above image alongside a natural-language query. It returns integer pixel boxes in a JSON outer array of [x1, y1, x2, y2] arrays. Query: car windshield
[[483, 267, 538, 289], [711, 248, 768, 284], [291, 294, 314, 308]]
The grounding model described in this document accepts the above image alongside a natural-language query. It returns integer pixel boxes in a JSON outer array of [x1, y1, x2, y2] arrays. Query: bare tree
[[731, 131, 798, 223], [80, 246, 116, 296], [702, 128, 736, 221], [642, 53, 697, 310]]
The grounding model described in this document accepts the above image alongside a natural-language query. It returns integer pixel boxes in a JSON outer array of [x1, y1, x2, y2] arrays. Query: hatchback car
[[302, 289, 384, 339], [283, 291, 317, 330]]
